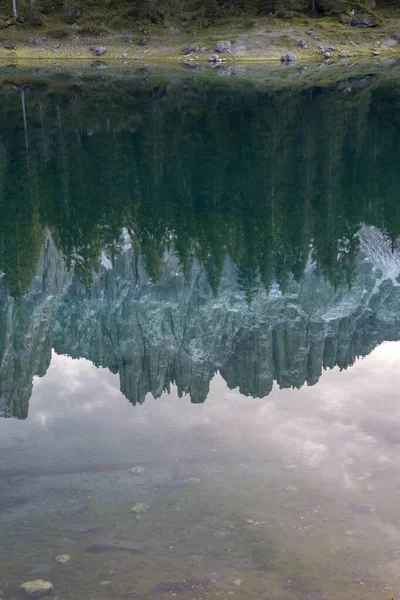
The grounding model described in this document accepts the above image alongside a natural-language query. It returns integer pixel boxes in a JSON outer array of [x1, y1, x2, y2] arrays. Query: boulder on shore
[[349, 11, 377, 27], [208, 53, 222, 62], [281, 53, 297, 63], [93, 46, 106, 56], [181, 44, 199, 55], [215, 40, 231, 53]]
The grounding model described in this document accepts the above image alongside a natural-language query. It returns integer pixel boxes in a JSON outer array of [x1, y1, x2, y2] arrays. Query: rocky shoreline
[[0, 15, 400, 63]]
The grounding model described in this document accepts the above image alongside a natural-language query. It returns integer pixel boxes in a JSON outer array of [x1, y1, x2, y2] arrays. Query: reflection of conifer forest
[[0, 73, 400, 298]]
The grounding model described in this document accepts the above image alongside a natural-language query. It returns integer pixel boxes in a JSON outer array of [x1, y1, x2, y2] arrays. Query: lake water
[[1, 62, 400, 600]]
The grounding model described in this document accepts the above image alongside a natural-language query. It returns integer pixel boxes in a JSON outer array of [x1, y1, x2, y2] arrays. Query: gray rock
[[16, 15, 24, 23], [281, 53, 297, 63], [64, 523, 100, 534], [94, 46, 106, 56], [208, 53, 222, 62], [323, 51, 331, 59], [88, 539, 146, 553], [297, 39, 307, 48], [214, 40, 231, 53], [130, 466, 145, 474], [181, 44, 199, 55], [350, 12, 377, 27], [385, 39, 397, 48], [4, 43, 16, 49], [152, 579, 209, 594], [30, 565, 51, 575], [131, 502, 150, 513], [183, 477, 201, 484], [54, 554, 70, 564], [199, 47, 207, 52], [302, 593, 328, 600], [20, 580, 53, 598], [394, 34, 400, 41], [138, 37, 148, 46]]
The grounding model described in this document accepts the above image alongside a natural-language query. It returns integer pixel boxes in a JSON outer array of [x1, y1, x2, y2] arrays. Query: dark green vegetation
[[0, 66, 400, 299], [1, 0, 399, 28], [0, 0, 399, 45]]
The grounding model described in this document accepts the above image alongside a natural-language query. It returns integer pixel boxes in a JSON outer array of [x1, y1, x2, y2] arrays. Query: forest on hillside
[[1, 0, 398, 31]]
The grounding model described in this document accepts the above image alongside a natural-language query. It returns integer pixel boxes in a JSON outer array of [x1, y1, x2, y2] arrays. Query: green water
[[1, 64, 400, 600]]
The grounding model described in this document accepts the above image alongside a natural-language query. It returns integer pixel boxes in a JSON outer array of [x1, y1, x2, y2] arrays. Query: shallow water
[[1, 67, 400, 599]]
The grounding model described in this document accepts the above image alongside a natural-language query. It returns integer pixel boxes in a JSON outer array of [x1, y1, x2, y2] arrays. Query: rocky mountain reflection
[[1, 69, 400, 418]]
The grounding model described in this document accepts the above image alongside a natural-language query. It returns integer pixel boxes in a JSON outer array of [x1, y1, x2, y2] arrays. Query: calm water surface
[[1, 65, 400, 600]]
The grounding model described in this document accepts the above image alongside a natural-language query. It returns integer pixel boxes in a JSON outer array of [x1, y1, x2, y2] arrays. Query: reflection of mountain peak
[[1, 226, 400, 418]]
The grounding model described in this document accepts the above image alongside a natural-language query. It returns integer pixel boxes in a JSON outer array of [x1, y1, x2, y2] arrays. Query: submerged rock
[[54, 554, 70, 564], [130, 466, 146, 474], [131, 502, 150, 513], [65, 523, 100, 534], [88, 539, 146, 553], [20, 580, 53, 597], [152, 578, 209, 594], [30, 565, 51, 575], [183, 477, 200, 485]]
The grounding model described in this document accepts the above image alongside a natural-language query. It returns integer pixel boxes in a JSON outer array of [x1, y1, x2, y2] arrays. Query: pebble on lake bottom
[[54, 554, 70, 564], [131, 502, 150, 513], [130, 466, 146, 474], [20, 580, 54, 597], [183, 477, 201, 485]]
